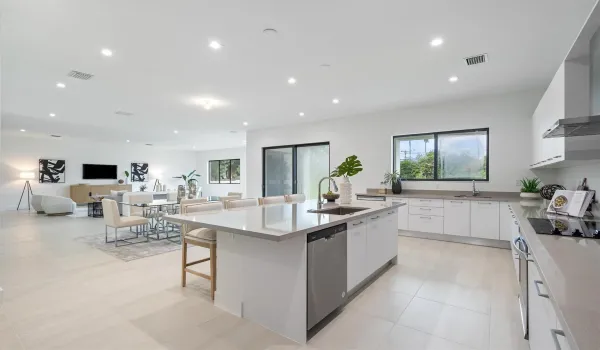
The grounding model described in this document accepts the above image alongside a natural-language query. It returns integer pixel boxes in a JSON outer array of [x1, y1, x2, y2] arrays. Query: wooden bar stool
[[180, 201, 224, 300]]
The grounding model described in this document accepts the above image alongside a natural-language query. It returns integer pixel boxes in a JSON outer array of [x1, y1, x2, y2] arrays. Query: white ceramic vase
[[339, 177, 352, 205], [520, 192, 541, 199]]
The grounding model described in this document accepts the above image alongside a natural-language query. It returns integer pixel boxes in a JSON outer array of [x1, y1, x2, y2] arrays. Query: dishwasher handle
[[307, 223, 348, 243]]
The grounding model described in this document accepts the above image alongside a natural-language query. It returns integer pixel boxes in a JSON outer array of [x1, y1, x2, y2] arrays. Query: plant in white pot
[[520, 177, 542, 199], [331, 155, 363, 204]]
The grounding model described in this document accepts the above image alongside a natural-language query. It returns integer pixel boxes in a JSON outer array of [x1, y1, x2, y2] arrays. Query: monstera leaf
[[330, 155, 363, 178]]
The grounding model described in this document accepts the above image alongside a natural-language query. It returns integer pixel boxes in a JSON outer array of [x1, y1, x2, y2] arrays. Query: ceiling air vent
[[145, 143, 153, 146], [50, 134, 62, 138], [464, 54, 488, 66], [67, 70, 94, 80], [115, 110, 134, 116]]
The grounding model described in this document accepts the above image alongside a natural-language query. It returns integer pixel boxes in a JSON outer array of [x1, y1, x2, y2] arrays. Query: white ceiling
[[1, 0, 597, 150]]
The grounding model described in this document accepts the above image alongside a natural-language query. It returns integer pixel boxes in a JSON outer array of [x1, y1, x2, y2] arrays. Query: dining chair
[[102, 199, 150, 247], [226, 198, 259, 209], [181, 202, 224, 300], [260, 196, 287, 205], [285, 194, 306, 203]]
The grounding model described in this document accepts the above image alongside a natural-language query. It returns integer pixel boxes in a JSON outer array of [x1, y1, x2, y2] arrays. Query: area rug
[[74, 232, 181, 262]]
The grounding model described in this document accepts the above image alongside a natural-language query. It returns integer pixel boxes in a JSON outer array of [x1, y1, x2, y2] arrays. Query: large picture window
[[393, 128, 489, 181], [209, 159, 241, 184]]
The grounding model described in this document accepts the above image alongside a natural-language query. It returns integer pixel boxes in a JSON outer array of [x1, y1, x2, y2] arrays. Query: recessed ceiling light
[[332, 98, 340, 104], [448, 76, 459, 83], [191, 97, 223, 110], [101, 48, 113, 57], [174, 130, 178, 134], [288, 77, 297, 85], [49, 113, 56, 117], [430, 37, 444, 47], [243, 122, 248, 126], [192, 145, 196, 149], [299, 112, 305, 116], [56, 82, 66, 88], [209, 40, 222, 50], [126, 140, 130, 143], [20, 129, 26, 132]]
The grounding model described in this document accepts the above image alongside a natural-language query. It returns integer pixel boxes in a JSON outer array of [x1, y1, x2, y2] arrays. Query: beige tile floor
[[0, 210, 529, 350]]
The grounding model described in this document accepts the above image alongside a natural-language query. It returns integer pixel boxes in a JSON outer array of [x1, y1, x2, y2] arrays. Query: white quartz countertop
[[164, 200, 404, 242], [511, 202, 600, 350]]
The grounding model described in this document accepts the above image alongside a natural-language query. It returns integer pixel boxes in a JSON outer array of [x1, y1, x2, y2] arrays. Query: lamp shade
[[20, 172, 35, 180]]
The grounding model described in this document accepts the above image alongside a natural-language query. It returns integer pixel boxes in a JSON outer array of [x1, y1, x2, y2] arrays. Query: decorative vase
[[188, 183, 197, 199], [177, 185, 186, 203], [392, 179, 402, 194], [339, 177, 352, 205], [520, 192, 541, 199]]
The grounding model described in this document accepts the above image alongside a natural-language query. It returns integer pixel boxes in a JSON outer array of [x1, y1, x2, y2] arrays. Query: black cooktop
[[528, 217, 600, 239]]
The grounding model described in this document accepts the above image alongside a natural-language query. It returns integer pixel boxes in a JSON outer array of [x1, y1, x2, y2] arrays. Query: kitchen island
[[165, 200, 403, 344]]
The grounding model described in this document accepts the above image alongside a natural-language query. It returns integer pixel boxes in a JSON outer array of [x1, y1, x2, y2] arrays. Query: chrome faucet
[[317, 177, 339, 209], [472, 180, 480, 197]]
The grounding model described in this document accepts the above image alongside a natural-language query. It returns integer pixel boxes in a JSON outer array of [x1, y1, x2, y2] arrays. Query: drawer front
[[387, 197, 408, 204], [408, 214, 444, 234], [409, 206, 444, 217], [409, 198, 443, 208]]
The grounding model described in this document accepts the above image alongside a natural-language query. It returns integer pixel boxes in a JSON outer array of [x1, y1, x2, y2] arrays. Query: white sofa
[[37, 195, 76, 215], [31, 195, 45, 213]]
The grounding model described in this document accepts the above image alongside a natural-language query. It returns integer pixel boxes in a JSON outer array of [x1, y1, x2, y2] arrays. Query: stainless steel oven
[[512, 235, 529, 339]]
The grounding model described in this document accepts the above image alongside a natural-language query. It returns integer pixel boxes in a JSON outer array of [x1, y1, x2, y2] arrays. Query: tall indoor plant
[[383, 170, 402, 194], [331, 155, 363, 204]]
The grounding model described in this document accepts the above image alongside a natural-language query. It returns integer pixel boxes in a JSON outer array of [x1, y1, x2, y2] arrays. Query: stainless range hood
[[543, 115, 600, 138]]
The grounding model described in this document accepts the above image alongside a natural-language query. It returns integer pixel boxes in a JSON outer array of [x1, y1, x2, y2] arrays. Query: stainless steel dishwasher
[[307, 223, 347, 330]]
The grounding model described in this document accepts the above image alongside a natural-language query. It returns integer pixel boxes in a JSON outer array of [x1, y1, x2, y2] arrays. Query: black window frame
[[208, 159, 241, 184], [392, 128, 489, 182]]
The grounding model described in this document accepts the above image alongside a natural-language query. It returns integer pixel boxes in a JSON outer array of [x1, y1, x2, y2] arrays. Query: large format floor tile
[[0, 211, 526, 350]]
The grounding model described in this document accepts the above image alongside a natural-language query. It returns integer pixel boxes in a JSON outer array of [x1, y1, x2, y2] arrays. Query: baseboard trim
[[398, 230, 510, 249]]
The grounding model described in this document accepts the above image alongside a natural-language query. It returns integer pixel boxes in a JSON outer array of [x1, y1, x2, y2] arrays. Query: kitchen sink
[[307, 207, 370, 215], [454, 195, 492, 199]]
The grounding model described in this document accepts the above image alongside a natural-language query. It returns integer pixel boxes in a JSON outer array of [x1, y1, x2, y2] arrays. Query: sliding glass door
[[263, 142, 330, 199]]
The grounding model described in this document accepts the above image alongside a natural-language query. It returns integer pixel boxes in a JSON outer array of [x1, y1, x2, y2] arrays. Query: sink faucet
[[317, 177, 339, 209], [472, 180, 480, 197]]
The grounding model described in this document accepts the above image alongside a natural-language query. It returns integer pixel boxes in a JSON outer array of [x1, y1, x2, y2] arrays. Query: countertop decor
[[331, 155, 363, 205], [520, 177, 542, 199]]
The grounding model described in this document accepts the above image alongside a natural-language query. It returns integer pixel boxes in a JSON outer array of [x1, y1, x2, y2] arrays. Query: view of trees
[[399, 151, 487, 180]]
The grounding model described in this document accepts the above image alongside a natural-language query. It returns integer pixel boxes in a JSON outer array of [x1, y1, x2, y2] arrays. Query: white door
[[347, 219, 367, 291], [470, 201, 500, 239], [443, 200, 470, 236]]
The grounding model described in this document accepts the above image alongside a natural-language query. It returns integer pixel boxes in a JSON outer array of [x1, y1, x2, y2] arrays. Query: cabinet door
[[383, 209, 398, 261], [392, 199, 409, 230], [528, 262, 558, 350], [470, 201, 500, 239], [366, 214, 384, 275], [408, 215, 444, 234], [443, 200, 470, 236], [347, 219, 367, 291], [499, 203, 513, 241]]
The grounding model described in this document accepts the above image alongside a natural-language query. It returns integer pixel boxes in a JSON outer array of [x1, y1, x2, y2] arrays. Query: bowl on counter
[[322, 193, 340, 203]]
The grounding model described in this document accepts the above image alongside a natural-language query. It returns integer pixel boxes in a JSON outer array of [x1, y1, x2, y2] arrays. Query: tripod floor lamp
[[17, 172, 35, 211]]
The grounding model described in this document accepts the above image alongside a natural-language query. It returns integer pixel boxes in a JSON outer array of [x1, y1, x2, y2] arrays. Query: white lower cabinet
[[383, 208, 398, 262], [528, 262, 559, 350], [499, 203, 513, 241], [347, 218, 367, 291], [408, 214, 444, 234], [470, 201, 500, 239], [387, 198, 408, 231], [443, 200, 470, 236], [366, 214, 385, 276]]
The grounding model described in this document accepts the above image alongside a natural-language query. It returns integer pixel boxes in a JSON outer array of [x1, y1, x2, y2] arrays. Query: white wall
[[0, 132, 197, 210], [194, 147, 246, 197], [246, 90, 542, 198]]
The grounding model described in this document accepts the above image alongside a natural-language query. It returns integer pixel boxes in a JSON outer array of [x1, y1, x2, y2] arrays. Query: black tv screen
[[82, 164, 118, 179]]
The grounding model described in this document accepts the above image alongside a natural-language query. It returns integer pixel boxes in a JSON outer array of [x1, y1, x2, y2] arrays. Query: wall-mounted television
[[82, 164, 118, 180]]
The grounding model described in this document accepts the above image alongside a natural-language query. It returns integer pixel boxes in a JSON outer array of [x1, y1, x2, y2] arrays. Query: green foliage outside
[[399, 151, 487, 180]]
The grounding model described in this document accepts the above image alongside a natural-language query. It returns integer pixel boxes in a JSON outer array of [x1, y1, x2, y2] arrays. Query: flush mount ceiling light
[[243, 122, 248, 126], [56, 82, 66, 88], [448, 76, 459, 83], [190, 97, 224, 110], [49, 113, 56, 117], [20, 129, 26, 132], [288, 77, 297, 85], [101, 48, 113, 57], [332, 98, 340, 104], [299, 112, 305, 116], [209, 40, 222, 50], [430, 37, 444, 47]]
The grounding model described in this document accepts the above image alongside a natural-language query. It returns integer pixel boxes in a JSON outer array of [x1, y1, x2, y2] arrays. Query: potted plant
[[330, 155, 363, 204], [139, 184, 147, 192], [174, 170, 202, 199], [520, 177, 541, 199], [383, 170, 402, 194], [123, 170, 130, 185]]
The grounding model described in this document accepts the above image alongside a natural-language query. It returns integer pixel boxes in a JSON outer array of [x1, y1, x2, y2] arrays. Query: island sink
[[307, 207, 370, 215]]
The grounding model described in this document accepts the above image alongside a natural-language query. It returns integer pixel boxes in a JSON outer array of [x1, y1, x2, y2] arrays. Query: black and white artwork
[[131, 163, 148, 182], [39, 159, 66, 183]]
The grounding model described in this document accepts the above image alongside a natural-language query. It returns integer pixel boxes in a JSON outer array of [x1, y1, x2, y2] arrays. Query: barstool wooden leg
[[181, 239, 188, 287], [210, 243, 217, 300]]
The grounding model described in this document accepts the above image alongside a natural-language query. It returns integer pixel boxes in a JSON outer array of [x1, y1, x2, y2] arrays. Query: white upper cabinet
[[470, 201, 500, 240], [443, 200, 470, 237]]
